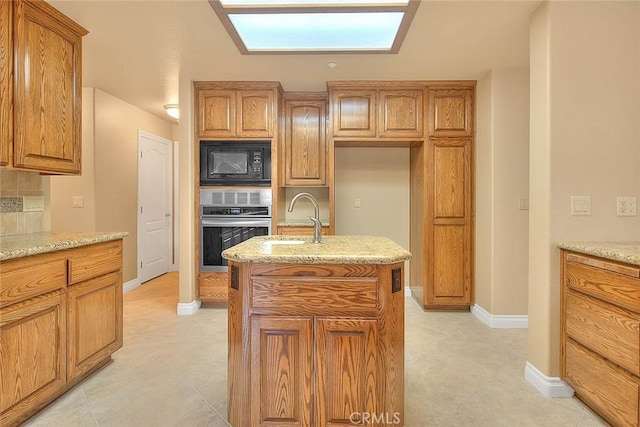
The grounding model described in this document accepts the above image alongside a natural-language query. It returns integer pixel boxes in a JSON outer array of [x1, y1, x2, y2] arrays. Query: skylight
[[209, 0, 419, 54]]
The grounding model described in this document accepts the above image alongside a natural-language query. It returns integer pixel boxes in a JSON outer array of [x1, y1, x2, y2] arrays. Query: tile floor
[[26, 272, 606, 426]]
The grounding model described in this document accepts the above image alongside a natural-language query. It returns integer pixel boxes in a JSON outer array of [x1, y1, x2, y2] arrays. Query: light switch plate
[[23, 196, 45, 212], [72, 196, 84, 208], [570, 196, 591, 216], [518, 197, 529, 210]]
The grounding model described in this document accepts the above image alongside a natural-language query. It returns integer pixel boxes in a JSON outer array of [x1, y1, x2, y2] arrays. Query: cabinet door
[[250, 316, 313, 427], [428, 89, 473, 137], [331, 90, 376, 138], [284, 99, 327, 186], [67, 271, 123, 381], [426, 139, 472, 308], [237, 90, 273, 137], [0, 292, 66, 425], [13, 0, 85, 174], [197, 89, 236, 138], [316, 318, 379, 427], [379, 90, 423, 138], [0, 0, 11, 166]]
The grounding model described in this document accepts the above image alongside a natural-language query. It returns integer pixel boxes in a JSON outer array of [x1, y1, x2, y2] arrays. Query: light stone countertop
[[557, 241, 640, 266], [222, 235, 411, 265], [0, 231, 128, 261], [277, 220, 330, 227]]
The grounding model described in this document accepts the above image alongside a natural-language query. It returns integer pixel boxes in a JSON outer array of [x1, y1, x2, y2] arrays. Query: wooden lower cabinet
[[199, 271, 228, 305], [229, 260, 405, 427], [561, 250, 640, 427], [0, 239, 124, 426], [0, 292, 66, 427], [316, 318, 379, 427], [67, 271, 123, 381], [250, 316, 313, 426]]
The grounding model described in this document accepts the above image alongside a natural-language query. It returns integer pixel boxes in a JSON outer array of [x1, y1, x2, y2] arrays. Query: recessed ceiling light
[[328, 62, 337, 68]]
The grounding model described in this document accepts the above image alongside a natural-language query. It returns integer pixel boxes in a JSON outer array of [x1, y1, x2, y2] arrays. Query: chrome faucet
[[287, 192, 322, 243]]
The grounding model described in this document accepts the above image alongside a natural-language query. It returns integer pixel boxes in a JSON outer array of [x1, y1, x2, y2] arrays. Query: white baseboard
[[471, 304, 528, 328], [405, 286, 411, 297], [177, 300, 201, 316], [524, 361, 574, 398], [123, 278, 141, 294]]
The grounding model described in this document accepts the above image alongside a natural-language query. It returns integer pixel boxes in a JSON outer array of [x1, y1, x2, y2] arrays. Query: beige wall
[[51, 88, 97, 232], [334, 147, 410, 257], [475, 69, 530, 315], [51, 88, 174, 284], [529, 1, 640, 377]]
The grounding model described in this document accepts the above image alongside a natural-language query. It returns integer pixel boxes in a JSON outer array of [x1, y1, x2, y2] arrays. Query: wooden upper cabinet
[[196, 87, 274, 138], [284, 96, 327, 186], [379, 90, 423, 138], [331, 89, 376, 137], [428, 88, 473, 137], [237, 91, 273, 137], [0, 0, 11, 166], [198, 89, 236, 138], [12, 0, 87, 174]]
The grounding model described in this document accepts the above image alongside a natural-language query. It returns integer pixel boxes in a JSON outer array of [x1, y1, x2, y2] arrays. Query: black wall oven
[[199, 189, 272, 272], [200, 141, 271, 186]]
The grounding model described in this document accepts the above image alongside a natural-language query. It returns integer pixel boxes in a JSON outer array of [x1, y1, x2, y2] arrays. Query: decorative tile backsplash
[[0, 170, 45, 236]]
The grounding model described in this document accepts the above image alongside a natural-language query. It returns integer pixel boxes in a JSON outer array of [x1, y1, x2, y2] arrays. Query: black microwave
[[200, 141, 271, 186]]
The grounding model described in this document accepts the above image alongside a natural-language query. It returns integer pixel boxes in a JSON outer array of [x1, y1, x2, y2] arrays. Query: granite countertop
[[277, 220, 330, 227], [222, 235, 411, 265], [0, 231, 128, 261], [558, 241, 640, 266]]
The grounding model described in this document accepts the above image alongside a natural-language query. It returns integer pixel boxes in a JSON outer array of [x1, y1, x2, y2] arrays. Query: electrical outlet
[[518, 197, 529, 210], [354, 198, 361, 208], [617, 197, 637, 216]]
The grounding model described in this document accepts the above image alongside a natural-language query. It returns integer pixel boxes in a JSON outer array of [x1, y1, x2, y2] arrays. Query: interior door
[[138, 131, 172, 283]]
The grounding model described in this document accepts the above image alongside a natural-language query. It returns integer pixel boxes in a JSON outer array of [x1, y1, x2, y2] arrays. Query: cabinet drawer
[[565, 260, 640, 313], [566, 289, 640, 375], [565, 339, 640, 427], [251, 277, 378, 314], [0, 253, 67, 307], [68, 241, 122, 284]]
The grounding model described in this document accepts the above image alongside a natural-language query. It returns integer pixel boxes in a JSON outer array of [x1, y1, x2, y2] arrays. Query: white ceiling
[[50, 0, 541, 121]]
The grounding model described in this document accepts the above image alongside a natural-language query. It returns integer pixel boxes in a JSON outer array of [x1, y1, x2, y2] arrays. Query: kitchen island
[[222, 235, 411, 427]]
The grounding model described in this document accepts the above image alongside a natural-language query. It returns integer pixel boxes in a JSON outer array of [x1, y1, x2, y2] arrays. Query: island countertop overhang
[[222, 235, 412, 265]]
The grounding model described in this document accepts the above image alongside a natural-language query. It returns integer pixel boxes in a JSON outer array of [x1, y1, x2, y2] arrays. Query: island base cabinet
[[316, 318, 379, 427], [228, 260, 406, 427], [0, 292, 66, 426], [67, 271, 123, 382], [250, 316, 313, 426]]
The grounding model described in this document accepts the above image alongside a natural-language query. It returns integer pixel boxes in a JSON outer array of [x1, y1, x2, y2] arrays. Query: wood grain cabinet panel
[[0, 0, 11, 166], [277, 225, 331, 236], [430, 225, 469, 306], [565, 339, 639, 427], [565, 290, 640, 375], [68, 240, 122, 284], [12, 0, 87, 174], [250, 316, 313, 427], [198, 272, 228, 305], [428, 89, 473, 137], [67, 271, 123, 381], [0, 292, 66, 426], [379, 90, 423, 138], [284, 97, 327, 186], [237, 91, 273, 137], [331, 90, 376, 137], [0, 254, 67, 308], [197, 89, 236, 138], [433, 143, 468, 218], [316, 318, 379, 427]]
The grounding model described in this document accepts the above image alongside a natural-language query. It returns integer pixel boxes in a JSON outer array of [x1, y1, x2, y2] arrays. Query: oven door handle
[[201, 218, 272, 228]]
